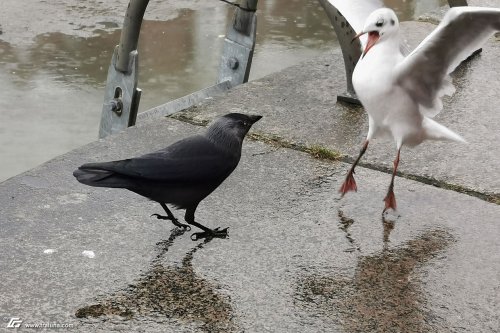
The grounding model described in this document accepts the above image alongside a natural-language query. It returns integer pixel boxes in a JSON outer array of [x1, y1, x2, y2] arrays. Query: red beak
[[352, 31, 380, 58]]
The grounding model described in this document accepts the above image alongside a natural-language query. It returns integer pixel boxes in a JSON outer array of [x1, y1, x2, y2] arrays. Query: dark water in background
[[0, 0, 447, 181]]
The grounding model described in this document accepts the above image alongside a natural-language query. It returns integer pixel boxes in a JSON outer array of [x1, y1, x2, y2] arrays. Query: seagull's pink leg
[[383, 149, 401, 212], [339, 140, 369, 196]]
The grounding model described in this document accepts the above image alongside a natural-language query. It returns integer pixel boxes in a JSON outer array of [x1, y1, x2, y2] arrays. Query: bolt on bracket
[[217, 0, 258, 87], [98, 0, 148, 139]]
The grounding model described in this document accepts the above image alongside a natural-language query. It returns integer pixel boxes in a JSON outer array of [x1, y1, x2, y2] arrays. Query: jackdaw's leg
[[151, 203, 191, 230], [185, 207, 228, 241]]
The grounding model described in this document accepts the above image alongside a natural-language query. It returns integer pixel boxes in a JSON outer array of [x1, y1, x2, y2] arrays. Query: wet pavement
[[174, 19, 500, 198], [1, 2, 500, 332], [1, 115, 499, 332]]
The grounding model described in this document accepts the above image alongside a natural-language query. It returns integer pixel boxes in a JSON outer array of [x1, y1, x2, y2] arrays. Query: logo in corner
[[6, 317, 23, 328]]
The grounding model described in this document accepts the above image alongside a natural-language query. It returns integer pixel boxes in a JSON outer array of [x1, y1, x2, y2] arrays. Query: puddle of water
[[76, 229, 237, 332], [0, 0, 448, 182], [295, 228, 455, 332]]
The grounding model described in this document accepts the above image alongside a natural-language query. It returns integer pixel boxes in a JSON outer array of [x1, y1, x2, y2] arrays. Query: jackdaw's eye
[[238, 120, 249, 127], [375, 19, 384, 27]]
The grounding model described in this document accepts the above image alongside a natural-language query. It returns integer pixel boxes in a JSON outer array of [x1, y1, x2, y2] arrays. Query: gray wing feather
[[396, 7, 500, 117]]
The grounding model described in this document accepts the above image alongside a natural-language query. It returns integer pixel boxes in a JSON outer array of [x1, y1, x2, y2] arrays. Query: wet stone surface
[[175, 20, 500, 198], [1, 2, 500, 331], [0, 117, 499, 332]]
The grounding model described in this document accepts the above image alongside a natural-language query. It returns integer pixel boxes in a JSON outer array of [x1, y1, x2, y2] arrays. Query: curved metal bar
[[99, 0, 149, 138], [318, 0, 362, 104], [115, 0, 150, 73]]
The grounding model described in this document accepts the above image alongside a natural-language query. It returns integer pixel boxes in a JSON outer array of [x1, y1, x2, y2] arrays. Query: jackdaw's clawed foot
[[151, 213, 192, 231], [191, 227, 229, 241]]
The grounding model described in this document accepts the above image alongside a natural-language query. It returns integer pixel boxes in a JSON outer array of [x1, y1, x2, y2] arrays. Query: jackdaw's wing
[[78, 135, 239, 184]]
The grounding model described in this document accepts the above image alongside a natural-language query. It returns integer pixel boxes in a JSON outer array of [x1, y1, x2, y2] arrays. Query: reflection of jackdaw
[[74, 113, 262, 240]]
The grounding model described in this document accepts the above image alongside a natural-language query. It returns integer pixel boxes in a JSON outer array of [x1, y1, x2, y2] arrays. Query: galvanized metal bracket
[[98, 0, 148, 139], [98, 47, 142, 138], [217, 0, 258, 87]]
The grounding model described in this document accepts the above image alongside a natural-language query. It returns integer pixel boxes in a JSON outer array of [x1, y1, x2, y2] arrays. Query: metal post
[[217, 0, 258, 87], [98, 0, 148, 139], [318, 0, 362, 105]]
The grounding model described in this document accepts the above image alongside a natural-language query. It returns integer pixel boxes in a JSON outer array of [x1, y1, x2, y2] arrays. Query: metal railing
[[99, 0, 258, 138], [99, 0, 471, 137]]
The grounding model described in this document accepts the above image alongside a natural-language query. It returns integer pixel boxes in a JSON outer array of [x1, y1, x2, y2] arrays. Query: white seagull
[[338, 6, 500, 212]]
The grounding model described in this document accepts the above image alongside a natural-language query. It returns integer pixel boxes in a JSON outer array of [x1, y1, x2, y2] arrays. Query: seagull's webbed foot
[[339, 170, 358, 196], [191, 227, 229, 241], [151, 214, 191, 231], [383, 187, 397, 213]]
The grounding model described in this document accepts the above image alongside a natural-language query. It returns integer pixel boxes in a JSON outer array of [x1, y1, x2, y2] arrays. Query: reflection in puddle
[[296, 228, 455, 332], [337, 209, 361, 253], [383, 216, 396, 245], [76, 229, 236, 332]]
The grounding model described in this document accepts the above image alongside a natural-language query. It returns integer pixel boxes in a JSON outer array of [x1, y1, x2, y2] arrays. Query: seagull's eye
[[376, 19, 384, 27]]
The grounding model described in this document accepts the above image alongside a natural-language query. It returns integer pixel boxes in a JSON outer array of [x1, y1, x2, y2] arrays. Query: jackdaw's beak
[[248, 115, 263, 124]]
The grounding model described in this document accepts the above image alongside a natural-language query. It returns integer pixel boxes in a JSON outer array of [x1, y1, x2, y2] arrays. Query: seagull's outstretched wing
[[396, 7, 500, 117]]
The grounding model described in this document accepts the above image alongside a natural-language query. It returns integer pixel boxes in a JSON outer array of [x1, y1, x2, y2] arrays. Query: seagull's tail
[[422, 117, 466, 143]]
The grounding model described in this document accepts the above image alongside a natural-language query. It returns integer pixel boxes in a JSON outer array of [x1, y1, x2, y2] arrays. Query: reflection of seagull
[[297, 229, 454, 332], [339, 7, 500, 212]]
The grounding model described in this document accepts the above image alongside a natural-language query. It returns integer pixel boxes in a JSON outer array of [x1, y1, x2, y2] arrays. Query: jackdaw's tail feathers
[[73, 164, 128, 188]]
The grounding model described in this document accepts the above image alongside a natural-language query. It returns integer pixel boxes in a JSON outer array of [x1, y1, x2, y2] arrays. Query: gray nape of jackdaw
[[73, 113, 262, 240]]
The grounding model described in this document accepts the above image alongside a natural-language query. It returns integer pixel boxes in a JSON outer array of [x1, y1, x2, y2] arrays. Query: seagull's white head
[[353, 8, 400, 57]]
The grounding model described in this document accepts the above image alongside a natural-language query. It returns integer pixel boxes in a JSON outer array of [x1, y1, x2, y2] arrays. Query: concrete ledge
[[1, 114, 499, 332], [174, 21, 500, 200], [1, 11, 500, 333]]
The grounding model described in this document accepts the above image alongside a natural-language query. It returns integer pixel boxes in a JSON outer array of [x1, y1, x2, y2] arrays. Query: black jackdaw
[[73, 113, 262, 240]]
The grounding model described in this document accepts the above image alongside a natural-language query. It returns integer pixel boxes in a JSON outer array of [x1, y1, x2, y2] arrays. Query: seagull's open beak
[[352, 31, 380, 58]]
